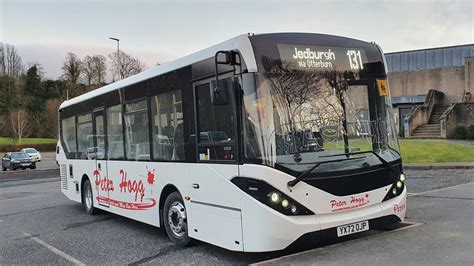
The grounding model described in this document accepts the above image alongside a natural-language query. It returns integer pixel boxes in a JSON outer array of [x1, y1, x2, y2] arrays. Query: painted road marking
[[22, 232, 85, 266], [251, 222, 423, 265]]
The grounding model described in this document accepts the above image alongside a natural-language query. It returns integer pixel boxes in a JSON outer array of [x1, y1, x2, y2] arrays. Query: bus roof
[[59, 34, 257, 109]]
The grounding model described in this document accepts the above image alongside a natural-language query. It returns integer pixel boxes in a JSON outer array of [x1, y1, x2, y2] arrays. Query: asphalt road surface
[[0, 168, 472, 265]]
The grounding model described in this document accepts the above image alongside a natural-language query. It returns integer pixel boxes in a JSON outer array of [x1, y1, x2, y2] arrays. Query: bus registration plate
[[337, 220, 369, 237]]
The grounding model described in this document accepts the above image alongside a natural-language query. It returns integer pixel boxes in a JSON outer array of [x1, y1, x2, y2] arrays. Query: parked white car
[[21, 148, 41, 162]]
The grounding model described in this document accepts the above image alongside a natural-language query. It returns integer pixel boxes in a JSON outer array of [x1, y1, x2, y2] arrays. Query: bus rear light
[[231, 177, 314, 216]]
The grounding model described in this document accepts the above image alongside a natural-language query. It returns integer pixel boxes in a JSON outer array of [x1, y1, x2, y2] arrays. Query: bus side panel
[[187, 164, 244, 251], [62, 159, 98, 204], [103, 161, 189, 227], [58, 144, 83, 203]]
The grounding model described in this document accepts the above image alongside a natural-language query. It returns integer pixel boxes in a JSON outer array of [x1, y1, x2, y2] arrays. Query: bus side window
[[61, 116, 77, 158], [76, 113, 93, 160], [106, 104, 125, 160], [124, 100, 150, 161], [150, 90, 184, 161]]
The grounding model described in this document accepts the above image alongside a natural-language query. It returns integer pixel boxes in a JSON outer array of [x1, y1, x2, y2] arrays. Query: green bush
[[454, 126, 468, 139], [468, 125, 474, 140], [0, 143, 57, 152]]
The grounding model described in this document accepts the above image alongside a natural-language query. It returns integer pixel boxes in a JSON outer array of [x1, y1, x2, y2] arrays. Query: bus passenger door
[[93, 108, 109, 207]]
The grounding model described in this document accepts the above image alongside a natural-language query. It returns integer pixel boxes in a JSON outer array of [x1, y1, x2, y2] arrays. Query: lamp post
[[109, 37, 120, 80]]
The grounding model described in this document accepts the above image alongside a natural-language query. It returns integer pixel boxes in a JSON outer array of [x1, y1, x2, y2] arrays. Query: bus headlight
[[290, 204, 298, 214], [383, 171, 406, 201], [269, 192, 280, 203], [400, 173, 406, 182], [231, 177, 314, 216], [396, 181, 403, 188], [392, 188, 398, 195]]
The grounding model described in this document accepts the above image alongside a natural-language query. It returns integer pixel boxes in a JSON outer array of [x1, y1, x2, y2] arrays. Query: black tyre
[[31, 164, 36, 170], [82, 179, 97, 215], [2, 165, 6, 171], [13, 167, 17, 171], [163, 192, 193, 246]]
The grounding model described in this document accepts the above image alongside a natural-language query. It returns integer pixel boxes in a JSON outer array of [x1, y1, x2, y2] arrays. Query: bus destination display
[[277, 44, 368, 71]]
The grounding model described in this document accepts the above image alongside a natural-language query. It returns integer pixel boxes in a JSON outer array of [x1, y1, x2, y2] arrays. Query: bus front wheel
[[163, 192, 193, 246], [82, 179, 97, 215]]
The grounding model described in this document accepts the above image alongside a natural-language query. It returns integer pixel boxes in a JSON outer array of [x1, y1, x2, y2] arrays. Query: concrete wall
[[388, 66, 466, 105], [441, 103, 474, 138], [465, 58, 474, 101]]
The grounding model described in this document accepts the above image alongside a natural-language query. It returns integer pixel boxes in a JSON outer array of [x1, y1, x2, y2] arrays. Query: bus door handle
[[98, 163, 101, 170], [192, 183, 199, 189]]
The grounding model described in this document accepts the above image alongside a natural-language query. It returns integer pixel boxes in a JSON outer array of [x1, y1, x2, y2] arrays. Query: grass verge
[[0, 137, 57, 145], [399, 139, 474, 164]]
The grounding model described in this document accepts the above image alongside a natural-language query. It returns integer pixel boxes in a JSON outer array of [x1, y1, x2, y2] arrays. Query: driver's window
[[195, 80, 236, 161]]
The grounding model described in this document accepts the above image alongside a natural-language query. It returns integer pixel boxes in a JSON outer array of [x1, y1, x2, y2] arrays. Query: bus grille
[[60, 164, 68, 190]]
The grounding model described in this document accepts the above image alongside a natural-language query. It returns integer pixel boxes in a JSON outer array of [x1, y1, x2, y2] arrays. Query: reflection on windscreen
[[11, 153, 29, 159], [243, 62, 399, 167]]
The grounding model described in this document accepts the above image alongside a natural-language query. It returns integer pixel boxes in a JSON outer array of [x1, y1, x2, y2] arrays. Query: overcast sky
[[1, 0, 473, 79]]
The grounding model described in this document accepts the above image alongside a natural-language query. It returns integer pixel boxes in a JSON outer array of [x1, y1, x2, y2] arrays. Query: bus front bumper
[[241, 186, 406, 252]]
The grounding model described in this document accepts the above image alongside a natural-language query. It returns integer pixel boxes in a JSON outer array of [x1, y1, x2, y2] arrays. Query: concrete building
[[385, 44, 474, 138]]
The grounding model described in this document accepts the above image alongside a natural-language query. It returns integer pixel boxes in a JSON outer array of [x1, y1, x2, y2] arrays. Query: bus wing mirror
[[210, 79, 230, 105]]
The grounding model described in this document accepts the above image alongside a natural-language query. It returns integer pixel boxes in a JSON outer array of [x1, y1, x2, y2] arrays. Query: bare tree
[[62, 52, 82, 85], [82, 54, 107, 85], [61, 52, 83, 98], [82, 55, 95, 85], [0, 43, 5, 76], [108, 51, 145, 80], [92, 55, 107, 84], [0, 43, 23, 77], [9, 109, 31, 144]]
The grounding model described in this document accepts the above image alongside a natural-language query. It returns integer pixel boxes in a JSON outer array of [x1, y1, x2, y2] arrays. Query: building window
[[61, 116, 76, 155], [106, 104, 124, 160], [124, 100, 150, 160], [151, 90, 184, 161], [76, 113, 93, 159]]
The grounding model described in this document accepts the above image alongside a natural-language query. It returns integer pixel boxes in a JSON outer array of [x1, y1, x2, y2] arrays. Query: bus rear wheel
[[163, 192, 193, 246], [82, 179, 97, 215]]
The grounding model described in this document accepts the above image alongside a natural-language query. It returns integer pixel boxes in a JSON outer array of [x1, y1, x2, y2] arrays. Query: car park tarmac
[[0, 156, 472, 265]]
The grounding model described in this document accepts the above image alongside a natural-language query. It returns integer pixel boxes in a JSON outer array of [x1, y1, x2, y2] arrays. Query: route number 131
[[347, 50, 364, 70]]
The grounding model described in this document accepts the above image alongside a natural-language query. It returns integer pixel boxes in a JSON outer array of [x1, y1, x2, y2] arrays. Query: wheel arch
[[80, 174, 90, 204], [159, 184, 181, 227]]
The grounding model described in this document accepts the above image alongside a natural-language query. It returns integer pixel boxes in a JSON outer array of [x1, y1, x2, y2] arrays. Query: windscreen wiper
[[320, 150, 394, 173], [287, 156, 361, 187]]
